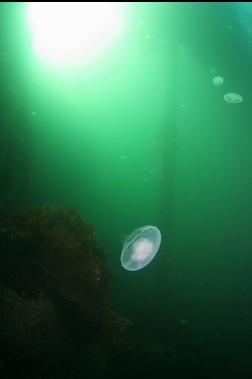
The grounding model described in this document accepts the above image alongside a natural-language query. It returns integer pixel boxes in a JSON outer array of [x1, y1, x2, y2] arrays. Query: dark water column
[[160, 45, 178, 250], [0, 4, 33, 214], [153, 38, 179, 336]]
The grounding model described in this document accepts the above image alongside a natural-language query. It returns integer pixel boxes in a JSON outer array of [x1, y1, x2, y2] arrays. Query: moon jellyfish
[[224, 92, 243, 104], [212, 76, 224, 86], [121, 225, 161, 271]]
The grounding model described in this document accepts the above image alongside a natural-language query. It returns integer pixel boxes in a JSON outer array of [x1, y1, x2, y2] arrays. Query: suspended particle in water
[[145, 34, 151, 39], [179, 318, 188, 325], [210, 67, 217, 74], [121, 225, 161, 271], [224, 92, 243, 104], [31, 111, 36, 117], [227, 24, 234, 31], [212, 76, 224, 86]]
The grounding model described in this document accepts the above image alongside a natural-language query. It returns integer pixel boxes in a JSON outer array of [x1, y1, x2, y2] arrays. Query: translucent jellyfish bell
[[121, 225, 161, 271], [212, 76, 224, 86], [224, 92, 243, 104]]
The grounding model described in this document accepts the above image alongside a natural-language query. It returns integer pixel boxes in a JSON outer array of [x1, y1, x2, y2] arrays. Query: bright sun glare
[[27, 2, 124, 67]]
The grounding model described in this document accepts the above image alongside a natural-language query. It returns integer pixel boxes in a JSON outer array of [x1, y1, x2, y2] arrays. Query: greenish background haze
[[1, 1, 252, 370]]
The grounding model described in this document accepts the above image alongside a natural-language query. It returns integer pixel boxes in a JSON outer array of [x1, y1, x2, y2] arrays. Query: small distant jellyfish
[[224, 92, 243, 104], [212, 76, 224, 86], [121, 225, 161, 271]]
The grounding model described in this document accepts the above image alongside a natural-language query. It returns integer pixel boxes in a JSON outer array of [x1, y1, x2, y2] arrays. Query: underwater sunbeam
[[27, 2, 124, 67]]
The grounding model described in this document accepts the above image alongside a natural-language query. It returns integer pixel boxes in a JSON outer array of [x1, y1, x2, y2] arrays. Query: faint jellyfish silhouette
[[212, 76, 224, 86], [224, 92, 243, 104], [121, 225, 161, 271]]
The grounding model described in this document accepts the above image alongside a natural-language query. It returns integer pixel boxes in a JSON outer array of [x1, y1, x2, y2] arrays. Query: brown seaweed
[[0, 204, 131, 369]]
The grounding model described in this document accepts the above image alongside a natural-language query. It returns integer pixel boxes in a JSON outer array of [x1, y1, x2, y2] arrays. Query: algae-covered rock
[[0, 204, 131, 376]]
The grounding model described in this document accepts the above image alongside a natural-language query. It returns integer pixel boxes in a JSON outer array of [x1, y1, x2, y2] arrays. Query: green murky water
[[1, 2, 252, 378]]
